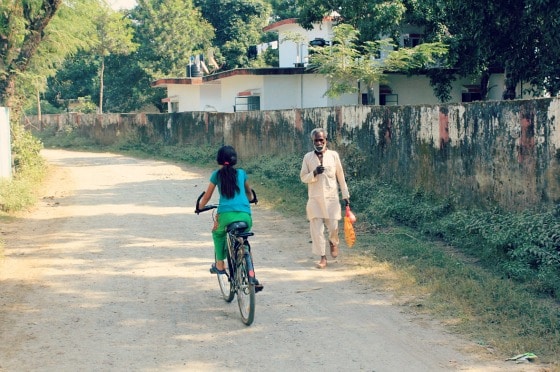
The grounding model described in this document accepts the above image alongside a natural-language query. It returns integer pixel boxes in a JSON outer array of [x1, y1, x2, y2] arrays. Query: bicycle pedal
[[255, 284, 264, 293]]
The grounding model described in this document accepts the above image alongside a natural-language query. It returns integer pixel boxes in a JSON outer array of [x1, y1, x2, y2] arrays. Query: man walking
[[300, 128, 350, 269]]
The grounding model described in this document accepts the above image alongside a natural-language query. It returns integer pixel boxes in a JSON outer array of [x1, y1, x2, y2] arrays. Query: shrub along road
[[0, 149, 546, 371]]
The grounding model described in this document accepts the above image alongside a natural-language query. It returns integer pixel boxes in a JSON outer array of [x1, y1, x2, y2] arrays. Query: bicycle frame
[[195, 190, 258, 325], [225, 222, 256, 285]]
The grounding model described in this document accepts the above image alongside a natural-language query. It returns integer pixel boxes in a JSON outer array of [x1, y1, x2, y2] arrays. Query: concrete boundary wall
[[28, 98, 560, 211]]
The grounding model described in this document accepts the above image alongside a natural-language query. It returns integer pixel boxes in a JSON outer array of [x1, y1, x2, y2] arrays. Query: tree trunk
[[502, 68, 517, 100], [99, 57, 105, 114], [479, 70, 490, 100], [0, 76, 17, 108], [37, 89, 42, 129], [367, 87, 375, 105]]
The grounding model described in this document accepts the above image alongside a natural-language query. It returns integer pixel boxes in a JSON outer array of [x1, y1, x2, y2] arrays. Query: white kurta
[[300, 149, 350, 221]]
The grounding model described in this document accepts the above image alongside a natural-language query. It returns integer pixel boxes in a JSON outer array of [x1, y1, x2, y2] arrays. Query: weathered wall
[[29, 98, 560, 211]]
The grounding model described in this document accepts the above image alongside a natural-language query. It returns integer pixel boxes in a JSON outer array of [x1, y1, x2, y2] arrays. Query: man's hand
[[314, 165, 325, 176], [344, 198, 350, 206]]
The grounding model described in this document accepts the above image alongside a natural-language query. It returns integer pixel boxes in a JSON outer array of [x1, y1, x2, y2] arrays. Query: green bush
[[10, 122, 44, 176], [354, 180, 560, 299], [0, 123, 46, 213]]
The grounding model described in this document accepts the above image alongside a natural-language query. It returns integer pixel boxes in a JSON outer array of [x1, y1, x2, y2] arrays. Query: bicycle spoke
[[217, 258, 235, 302], [236, 254, 255, 325]]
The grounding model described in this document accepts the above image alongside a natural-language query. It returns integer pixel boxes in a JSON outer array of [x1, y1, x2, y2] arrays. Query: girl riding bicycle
[[197, 146, 260, 285]]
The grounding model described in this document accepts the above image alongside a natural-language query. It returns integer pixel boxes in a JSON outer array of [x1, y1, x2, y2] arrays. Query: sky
[[107, 0, 137, 10]]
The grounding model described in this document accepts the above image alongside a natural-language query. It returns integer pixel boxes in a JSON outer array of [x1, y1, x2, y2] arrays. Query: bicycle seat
[[226, 221, 249, 233]]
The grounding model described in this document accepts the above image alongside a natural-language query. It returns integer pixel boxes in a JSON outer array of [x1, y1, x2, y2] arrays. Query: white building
[[152, 17, 514, 113]]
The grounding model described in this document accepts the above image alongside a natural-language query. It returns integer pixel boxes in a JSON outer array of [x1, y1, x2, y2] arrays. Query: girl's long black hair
[[216, 145, 240, 199]]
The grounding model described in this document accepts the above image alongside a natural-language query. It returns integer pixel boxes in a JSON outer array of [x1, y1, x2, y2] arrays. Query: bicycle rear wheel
[[236, 253, 255, 325], [217, 257, 235, 302]]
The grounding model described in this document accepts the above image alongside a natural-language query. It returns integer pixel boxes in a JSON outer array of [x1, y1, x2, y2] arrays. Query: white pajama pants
[[309, 218, 340, 256]]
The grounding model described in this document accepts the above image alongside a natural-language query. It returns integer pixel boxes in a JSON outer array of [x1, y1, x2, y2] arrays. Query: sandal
[[209, 263, 227, 275]]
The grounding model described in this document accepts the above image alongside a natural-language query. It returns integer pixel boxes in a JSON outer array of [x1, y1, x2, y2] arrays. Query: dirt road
[[0, 149, 544, 371]]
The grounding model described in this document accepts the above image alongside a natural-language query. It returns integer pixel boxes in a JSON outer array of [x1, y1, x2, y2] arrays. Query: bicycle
[[195, 190, 261, 325]]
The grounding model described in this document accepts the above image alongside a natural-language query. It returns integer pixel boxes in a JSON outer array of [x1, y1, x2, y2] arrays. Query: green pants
[[212, 211, 252, 261]]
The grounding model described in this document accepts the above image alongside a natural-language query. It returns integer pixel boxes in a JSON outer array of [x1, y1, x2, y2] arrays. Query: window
[[462, 85, 482, 102], [379, 85, 398, 106], [380, 94, 398, 106], [235, 96, 260, 112], [403, 34, 423, 48]]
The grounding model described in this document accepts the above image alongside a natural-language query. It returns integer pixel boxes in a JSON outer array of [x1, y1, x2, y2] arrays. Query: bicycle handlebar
[[195, 189, 258, 215]]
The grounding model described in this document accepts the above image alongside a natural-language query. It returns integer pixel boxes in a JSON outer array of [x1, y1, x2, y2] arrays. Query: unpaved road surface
[[0, 149, 546, 371]]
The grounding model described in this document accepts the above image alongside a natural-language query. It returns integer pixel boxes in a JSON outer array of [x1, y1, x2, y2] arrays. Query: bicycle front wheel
[[236, 254, 255, 325], [217, 258, 235, 302]]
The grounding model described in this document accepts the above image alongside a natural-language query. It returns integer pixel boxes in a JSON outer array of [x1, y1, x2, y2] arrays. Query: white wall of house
[[261, 74, 339, 109], [381, 74, 513, 105], [200, 84, 222, 111], [302, 74, 331, 108], [328, 89, 360, 107], [167, 85, 200, 112], [276, 23, 333, 68], [384, 75, 441, 105], [163, 70, 517, 113], [262, 75, 302, 109], [220, 75, 264, 113]]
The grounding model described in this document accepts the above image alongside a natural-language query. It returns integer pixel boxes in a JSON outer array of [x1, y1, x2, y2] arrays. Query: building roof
[[152, 67, 306, 88], [263, 13, 340, 32], [263, 18, 298, 32]]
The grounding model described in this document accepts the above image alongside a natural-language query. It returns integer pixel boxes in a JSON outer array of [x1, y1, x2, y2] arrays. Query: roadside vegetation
[[0, 120, 46, 258], [0, 124, 46, 214], [26, 132, 560, 367]]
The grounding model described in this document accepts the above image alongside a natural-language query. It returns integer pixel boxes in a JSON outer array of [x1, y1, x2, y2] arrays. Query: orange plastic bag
[[344, 205, 356, 247]]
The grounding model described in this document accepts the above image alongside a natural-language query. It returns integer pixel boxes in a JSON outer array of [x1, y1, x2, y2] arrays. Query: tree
[[295, 0, 407, 43], [0, 0, 64, 108], [307, 25, 365, 99], [101, 53, 154, 113], [308, 24, 447, 103], [128, 0, 214, 111], [25, 1, 99, 118], [1, 0, 101, 114], [132, 0, 214, 78], [0, 0, 93, 180], [297, 0, 560, 101], [514, 0, 560, 96], [44, 51, 99, 112], [410, 0, 560, 100], [195, 0, 271, 69], [93, 5, 137, 113], [266, 0, 299, 21]]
